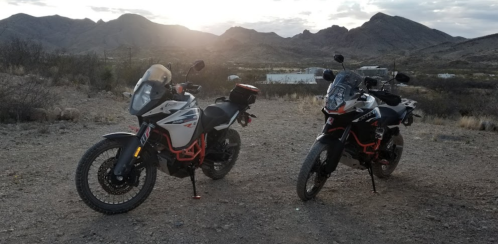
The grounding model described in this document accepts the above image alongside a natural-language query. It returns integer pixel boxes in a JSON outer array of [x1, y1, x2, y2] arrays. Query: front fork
[[113, 123, 154, 179], [316, 121, 351, 175]]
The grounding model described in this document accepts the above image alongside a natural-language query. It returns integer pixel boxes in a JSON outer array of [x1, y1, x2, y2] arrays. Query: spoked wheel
[[372, 134, 404, 178], [296, 142, 329, 201], [202, 128, 241, 180], [75, 139, 157, 214]]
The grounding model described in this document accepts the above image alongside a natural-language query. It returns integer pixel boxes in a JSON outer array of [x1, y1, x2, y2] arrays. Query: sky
[[0, 0, 497, 38]]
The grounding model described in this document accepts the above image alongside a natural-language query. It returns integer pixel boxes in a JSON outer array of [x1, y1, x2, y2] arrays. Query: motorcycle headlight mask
[[131, 84, 152, 111]]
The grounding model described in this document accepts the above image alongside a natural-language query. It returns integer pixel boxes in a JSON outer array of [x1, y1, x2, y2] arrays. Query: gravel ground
[[0, 90, 497, 244]]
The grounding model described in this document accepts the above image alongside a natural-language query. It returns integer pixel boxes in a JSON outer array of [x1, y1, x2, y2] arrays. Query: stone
[[60, 108, 81, 122]]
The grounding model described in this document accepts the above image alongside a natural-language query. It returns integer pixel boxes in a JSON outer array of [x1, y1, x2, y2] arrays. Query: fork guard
[[103, 132, 140, 177], [316, 135, 345, 175]]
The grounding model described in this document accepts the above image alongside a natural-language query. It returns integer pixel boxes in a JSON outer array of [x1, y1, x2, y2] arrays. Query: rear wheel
[[372, 134, 404, 178], [202, 128, 241, 180], [296, 142, 329, 201], [75, 139, 157, 214]]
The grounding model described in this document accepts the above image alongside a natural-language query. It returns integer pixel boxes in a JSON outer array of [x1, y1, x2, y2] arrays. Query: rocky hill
[[417, 33, 498, 65], [0, 13, 218, 53], [1, 12, 496, 65]]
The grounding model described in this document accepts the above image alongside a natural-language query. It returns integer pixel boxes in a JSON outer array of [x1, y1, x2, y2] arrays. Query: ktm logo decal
[[184, 123, 193, 128]]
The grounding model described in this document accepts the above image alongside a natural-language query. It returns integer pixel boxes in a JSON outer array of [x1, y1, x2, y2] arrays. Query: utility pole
[[128, 47, 132, 67]]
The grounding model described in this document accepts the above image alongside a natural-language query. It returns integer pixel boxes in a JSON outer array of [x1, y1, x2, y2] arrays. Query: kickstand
[[188, 166, 201, 199], [367, 162, 377, 193]]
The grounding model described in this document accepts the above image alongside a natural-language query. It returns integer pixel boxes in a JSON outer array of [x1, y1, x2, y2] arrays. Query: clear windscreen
[[324, 71, 363, 111]]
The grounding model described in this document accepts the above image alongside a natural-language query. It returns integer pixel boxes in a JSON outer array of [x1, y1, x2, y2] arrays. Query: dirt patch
[[0, 90, 497, 243]]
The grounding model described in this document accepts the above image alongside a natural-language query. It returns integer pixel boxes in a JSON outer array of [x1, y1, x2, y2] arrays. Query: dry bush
[[258, 83, 328, 98], [297, 95, 323, 117], [458, 116, 497, 131], [0, 75, 59, 123], [424, 115, 447, 125]]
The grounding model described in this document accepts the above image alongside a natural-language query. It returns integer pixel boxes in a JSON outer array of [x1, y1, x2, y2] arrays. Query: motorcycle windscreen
[[325, 71, 363, 111], [156, 108, 201, 148], [140, 64, 172, 85]]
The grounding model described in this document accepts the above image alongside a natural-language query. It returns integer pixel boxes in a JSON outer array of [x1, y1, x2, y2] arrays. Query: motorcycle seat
[[202, 102, 240, 132]]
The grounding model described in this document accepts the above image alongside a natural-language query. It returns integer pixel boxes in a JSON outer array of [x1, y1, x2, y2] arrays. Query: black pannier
[[229, 84, 259, 105]]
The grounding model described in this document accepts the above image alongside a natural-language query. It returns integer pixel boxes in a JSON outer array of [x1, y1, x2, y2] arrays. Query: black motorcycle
[[296, 55, 418, 201]]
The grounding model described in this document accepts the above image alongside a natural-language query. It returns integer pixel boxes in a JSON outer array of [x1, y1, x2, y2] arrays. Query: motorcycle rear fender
[[316, 134, 345, 174]]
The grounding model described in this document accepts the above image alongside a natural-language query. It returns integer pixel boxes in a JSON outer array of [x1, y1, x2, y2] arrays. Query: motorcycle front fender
[[316, 134, 344, 174], [316, 134, 339, 145], [103, 132, 135, 140]]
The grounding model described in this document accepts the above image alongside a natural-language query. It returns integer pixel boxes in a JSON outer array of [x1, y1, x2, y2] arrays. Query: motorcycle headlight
[[132, 84, 152, 111], [325, 87, 345, 111]]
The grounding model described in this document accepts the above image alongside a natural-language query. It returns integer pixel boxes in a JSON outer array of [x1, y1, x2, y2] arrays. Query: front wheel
[[202, 128, 241, 180], [296, 142, 330, 201], [75, 138, 157, 214], [372, 134, 404, 178]]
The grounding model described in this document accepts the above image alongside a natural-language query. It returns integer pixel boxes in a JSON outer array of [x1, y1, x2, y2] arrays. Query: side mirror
[[322, 69, 335, 81], [192, 60, 205, 72], [333, 54, 344, 64], [395, 73, 410, 83]]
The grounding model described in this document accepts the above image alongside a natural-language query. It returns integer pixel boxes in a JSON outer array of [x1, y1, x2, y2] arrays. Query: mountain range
[[0, 12, 496, 66]]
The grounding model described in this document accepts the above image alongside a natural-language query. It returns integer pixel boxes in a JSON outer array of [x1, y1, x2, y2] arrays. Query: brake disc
[[97, 158, 134, 195]]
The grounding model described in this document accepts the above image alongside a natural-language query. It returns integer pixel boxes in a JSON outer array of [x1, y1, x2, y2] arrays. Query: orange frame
[[327, 127, 381, 155], [154, 130, 206, 165]]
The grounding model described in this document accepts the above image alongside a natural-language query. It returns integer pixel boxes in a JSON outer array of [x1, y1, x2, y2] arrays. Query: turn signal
[[134, 147, 142, 157]]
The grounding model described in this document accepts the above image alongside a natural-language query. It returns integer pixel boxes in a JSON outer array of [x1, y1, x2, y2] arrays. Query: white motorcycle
[[76, 60, 259, 214]]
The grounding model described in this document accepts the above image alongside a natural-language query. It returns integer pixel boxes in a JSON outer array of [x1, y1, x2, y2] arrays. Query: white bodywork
[[327, 94, 378, 114], [143, 101, 188, 117], [213, 111, 239, 130], [355, 94, 378, 110], [157, 108, 201, 148], [142, 92, 197, 117], [184, 92, 198, 108]]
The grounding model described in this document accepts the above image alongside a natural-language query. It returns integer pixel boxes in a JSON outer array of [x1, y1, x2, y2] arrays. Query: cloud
[[8, 0, 47, 6], [368, 0, 498, 38], [299, 11, 312, 16], [329, 2, 371, 21], [90, 7, 158, 20]]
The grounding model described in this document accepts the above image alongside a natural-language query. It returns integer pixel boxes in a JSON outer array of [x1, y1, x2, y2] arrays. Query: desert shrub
[[0, 37, 44, 71], [258, 83, 329, 98], [458, 116, 497, 131], [412, 75, 496, 94], [0, 75, 59, 123], [297, 95, 323, 117], [399, 78, 498, 118]]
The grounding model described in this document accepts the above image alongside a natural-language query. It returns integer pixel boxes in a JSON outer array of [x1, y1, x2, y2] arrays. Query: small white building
[[304, 67, 325, 75], [356, 66, 389, 78], [227, 75, 241, 82], [265, 74, 316, 84], [437, 73, 456, 79]]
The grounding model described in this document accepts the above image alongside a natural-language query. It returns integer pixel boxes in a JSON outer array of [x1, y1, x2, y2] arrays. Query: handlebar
[[186, 83, 201, 94]]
